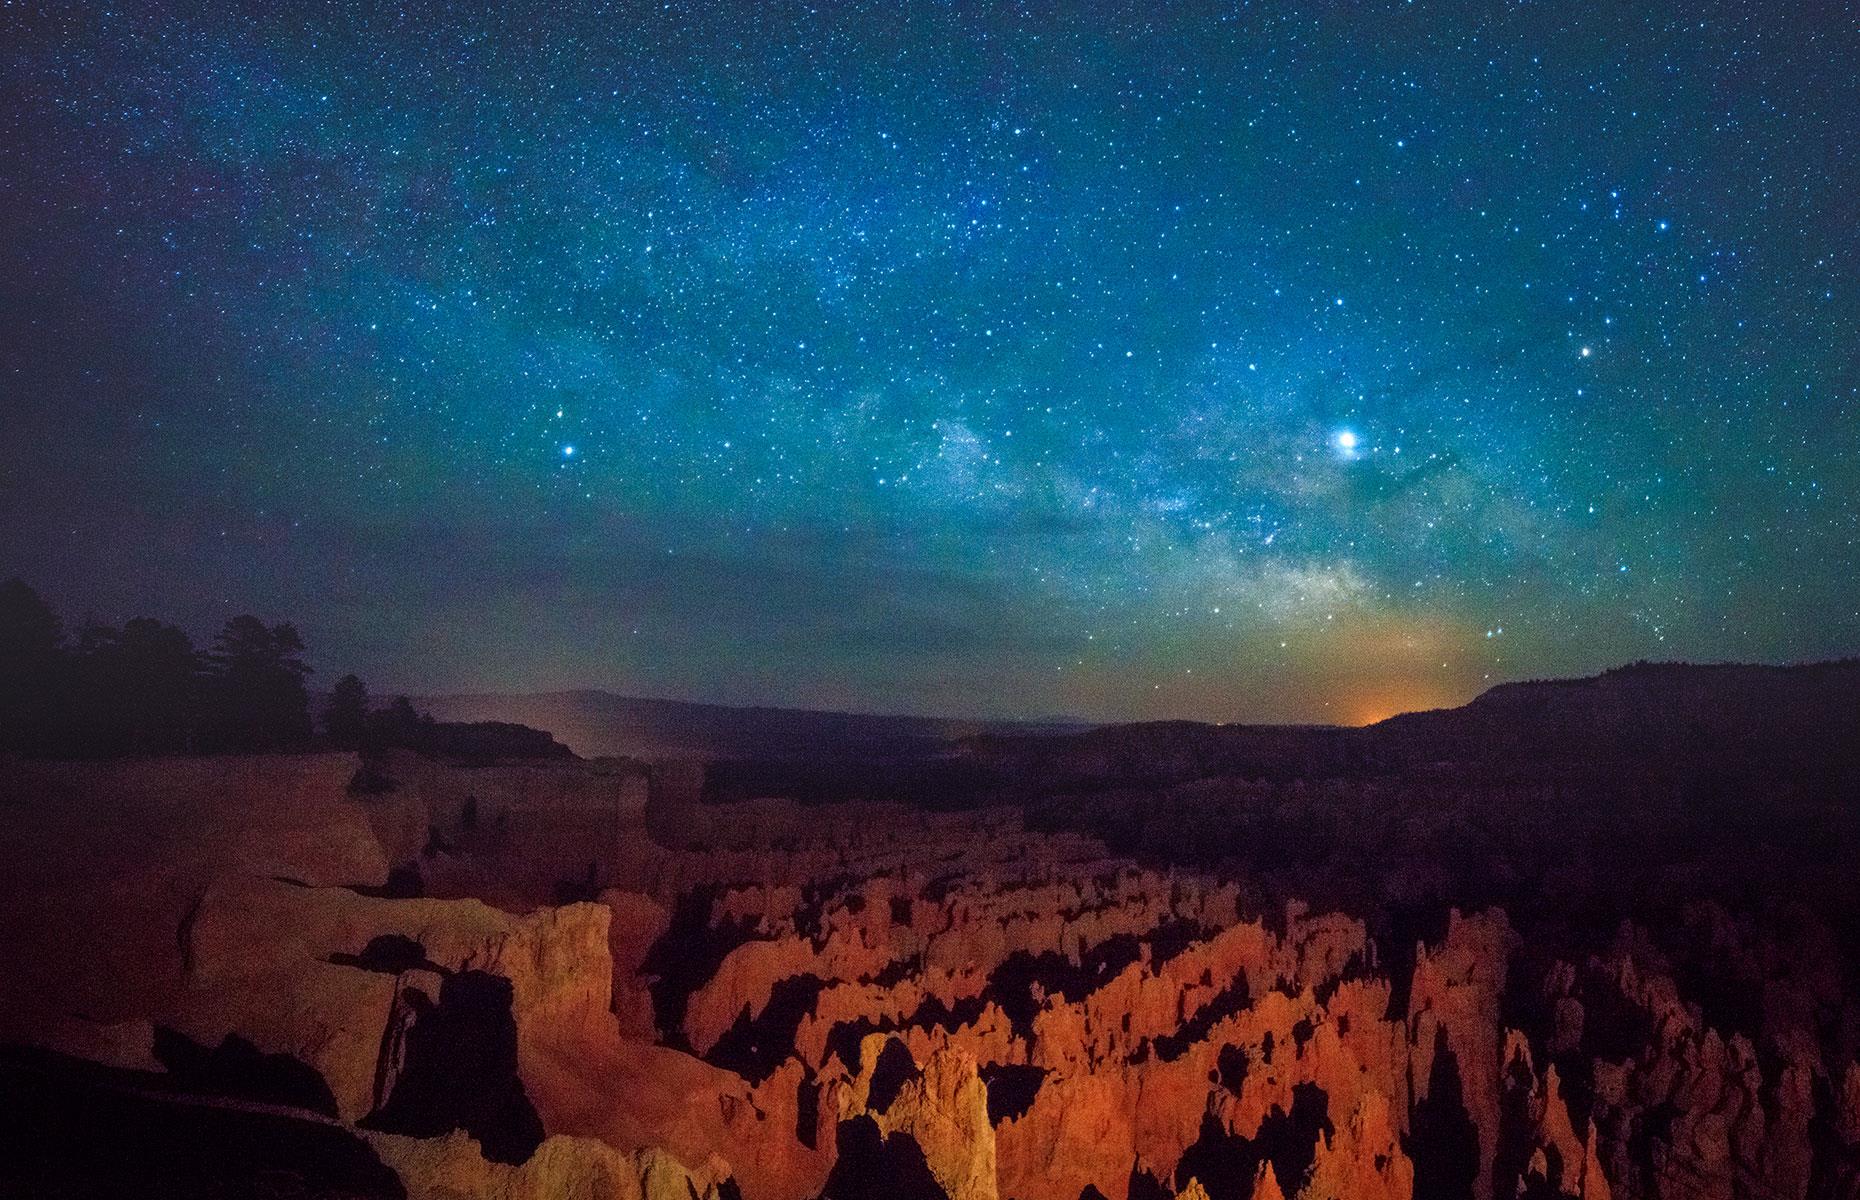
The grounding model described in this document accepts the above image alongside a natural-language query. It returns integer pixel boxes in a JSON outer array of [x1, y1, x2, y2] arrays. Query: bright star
[[561, 444, 576, 458], [1334, 429, 1360, 457]]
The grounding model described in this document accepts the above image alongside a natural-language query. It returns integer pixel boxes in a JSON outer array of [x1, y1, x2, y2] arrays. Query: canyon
[[4, 661, 1859, 1200]]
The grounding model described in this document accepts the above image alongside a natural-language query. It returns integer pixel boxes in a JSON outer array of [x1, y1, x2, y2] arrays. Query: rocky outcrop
[[1300, 1093, 1411, 1200], [367, 1128, 730, 1200], [173, 874, 614, 1122], [0, 753, 420, 1062], [831, 1038, 997, 1200], [1498, 1030, 1610, 1200], [1406, 908, 1515, 1200], [1247, 1164, 1285, 1200], [600, 888, 671, 1040], [0, 754, 761, 1198], [1546, 943, 1817, 1200]]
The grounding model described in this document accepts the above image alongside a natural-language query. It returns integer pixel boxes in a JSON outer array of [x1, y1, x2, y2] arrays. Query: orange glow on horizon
[[1331, 675, 1466, 726]]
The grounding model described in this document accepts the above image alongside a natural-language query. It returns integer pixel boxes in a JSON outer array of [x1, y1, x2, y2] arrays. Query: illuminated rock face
[[826, 1040, 998, 1200], [0, 751, 1851, 1200], [364, 1129, 731, 1200]]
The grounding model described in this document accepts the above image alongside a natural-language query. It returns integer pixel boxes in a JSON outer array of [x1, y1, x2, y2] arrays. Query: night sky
[[3, 3, 1857, 724]]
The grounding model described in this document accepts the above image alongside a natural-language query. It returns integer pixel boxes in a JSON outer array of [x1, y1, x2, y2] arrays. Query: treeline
[[1, 578, 312, 757], [324, 675, 569, 760], [0, 578, 563, 761]]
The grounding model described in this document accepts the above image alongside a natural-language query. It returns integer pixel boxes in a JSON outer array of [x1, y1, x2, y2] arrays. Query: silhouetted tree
[[73, 618, 202, 755], [0, 578, 71, 754], [370, 695, 438, 754], [204, 616, 313, 752], [323, 674, 371, 749]]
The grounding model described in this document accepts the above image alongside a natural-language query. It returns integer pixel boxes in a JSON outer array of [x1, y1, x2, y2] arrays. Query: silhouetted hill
[[1365, 658, 1860, 776], [1382, 658, 1855, 748], [963, 659, 1860, 790], [414, 689, 1088, 761]]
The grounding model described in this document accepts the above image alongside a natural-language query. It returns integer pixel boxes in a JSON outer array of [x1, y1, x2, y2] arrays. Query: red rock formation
[[1406, 907, 1516, 1200], [1301, 1092, 1412, 1200], [837, 1039, 997, 1200], [6, 750, 1856, 1200], [0, 754, 401, 1061], [366, 1128, 731, 1200], [600, 888, 672, 1039]]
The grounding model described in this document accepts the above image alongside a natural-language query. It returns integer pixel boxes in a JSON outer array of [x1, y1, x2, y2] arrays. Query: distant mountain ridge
[[419, 660, 1860, 785], [413, 688, 1089, 761], [1380, 657, 1860, 755], [962, 659, 1860, 791]]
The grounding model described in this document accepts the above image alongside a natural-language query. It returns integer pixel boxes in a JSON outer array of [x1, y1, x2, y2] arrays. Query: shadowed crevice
[[361, 970, 544, 1165], [1405, 1028, 1479, 1200], [1175, 1081, 1332, 1200], [817, 1115, 949, 1200]]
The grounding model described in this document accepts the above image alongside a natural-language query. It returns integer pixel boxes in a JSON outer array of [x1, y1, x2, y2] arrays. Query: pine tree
[[323, 673, 371, 748], [0, 578, 71, 754], [204, 616, 313, 751]]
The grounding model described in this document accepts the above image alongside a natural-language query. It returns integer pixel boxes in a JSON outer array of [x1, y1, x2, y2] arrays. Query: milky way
[[2, 3, 1856, 723]]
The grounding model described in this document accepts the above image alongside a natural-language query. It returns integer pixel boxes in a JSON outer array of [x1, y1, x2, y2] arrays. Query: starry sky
[[2, 2, 1857, 725]]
